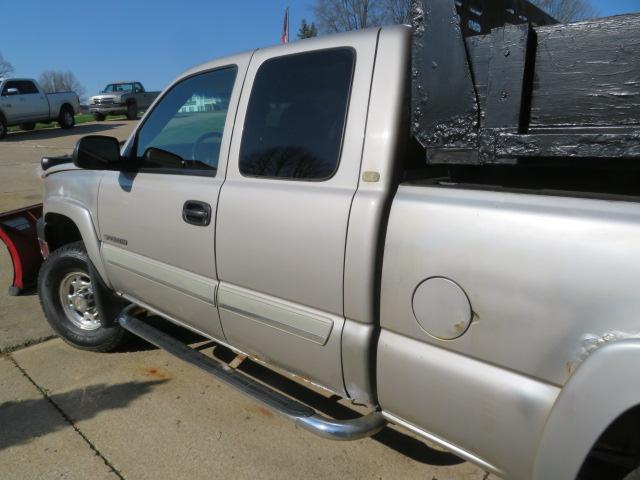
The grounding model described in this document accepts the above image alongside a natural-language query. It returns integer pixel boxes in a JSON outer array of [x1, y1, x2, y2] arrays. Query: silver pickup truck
[[89, 81, 159, 121], [0, 78, 79, 139], [32, 1, 640, 479]]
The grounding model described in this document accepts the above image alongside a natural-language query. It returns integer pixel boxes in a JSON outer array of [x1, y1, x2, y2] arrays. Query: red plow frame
[[0, 204, 44, 296]]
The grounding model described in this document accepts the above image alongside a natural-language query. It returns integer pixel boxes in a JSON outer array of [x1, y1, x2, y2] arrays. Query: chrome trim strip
[[218, 283, 334, 345], [382, 411, 502, 476], [102, 243, 216, 304], [118, 305, 385, 441]]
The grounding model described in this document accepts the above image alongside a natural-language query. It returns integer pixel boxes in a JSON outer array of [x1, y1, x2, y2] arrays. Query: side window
[[19, 81, 38, 94], [135, 66, 237, 175], [134, 83, 144, 93], [239, 48, 355, 180], [2, 81, 19, 94]]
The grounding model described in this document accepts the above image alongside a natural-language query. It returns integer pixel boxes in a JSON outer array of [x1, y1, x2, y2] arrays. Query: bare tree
[[38, 71, 86, 99], [313, 0, 388, 33], [530, 0, 596, 22], [0, 52, 14, 77], [313, 0, 596, 33], [384, 0, 412, 24]]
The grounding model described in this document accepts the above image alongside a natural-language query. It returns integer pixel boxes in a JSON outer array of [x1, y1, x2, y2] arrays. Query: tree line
[[0, 52, 85, 100], [298, 0, 595, 38]]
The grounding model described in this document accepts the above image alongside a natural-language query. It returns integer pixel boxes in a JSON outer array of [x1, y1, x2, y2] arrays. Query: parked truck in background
[[89, 81, 159, 121], [0, 78, 79, 139], [13, 0, 640, 478]]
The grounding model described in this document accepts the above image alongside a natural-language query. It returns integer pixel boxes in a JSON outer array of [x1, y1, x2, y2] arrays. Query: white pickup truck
[[0, 78, 80, 139]]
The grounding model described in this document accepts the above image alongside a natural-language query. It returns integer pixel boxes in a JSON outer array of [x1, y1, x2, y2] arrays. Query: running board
[[117, 306, 386, 440]]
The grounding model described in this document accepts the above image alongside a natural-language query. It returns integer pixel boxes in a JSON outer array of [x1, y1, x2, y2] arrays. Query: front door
[[216, 34, 378, 395], [97, 59, 246, 340]]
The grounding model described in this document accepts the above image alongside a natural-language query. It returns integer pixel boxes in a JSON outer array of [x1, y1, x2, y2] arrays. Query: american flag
[[281, 7, 289, 44]]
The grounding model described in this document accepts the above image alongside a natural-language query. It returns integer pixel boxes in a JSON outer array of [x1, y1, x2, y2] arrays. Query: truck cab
[[34, 2, 640, 478]]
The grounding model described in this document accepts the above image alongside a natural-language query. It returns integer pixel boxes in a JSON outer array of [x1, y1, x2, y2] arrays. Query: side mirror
[[3, 88, 20, 96], [73, 135, 121, 170]]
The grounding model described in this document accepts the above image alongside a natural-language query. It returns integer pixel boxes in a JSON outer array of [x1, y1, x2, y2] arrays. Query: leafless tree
[[313, 0, 388, 32], [384, 0, 412, 24], [38, 70, 86, 100], [0, 52, 14, 77], [529, 0, 596, 22], [313, 0, 595, 33]]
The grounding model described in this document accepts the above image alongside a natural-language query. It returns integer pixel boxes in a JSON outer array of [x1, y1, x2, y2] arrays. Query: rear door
[[216, 31, 379, 395], [20, 81, 49, 119], [97, 55, 250, 340]]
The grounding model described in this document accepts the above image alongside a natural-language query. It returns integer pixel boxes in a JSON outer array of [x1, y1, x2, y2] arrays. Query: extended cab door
[[97, 55, 250, 340], [216, 31, 379, 396], [1, 80, 30, 122]]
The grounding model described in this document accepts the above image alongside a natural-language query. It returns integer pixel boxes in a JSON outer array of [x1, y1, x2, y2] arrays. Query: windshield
[[102, 83, 134, 93]]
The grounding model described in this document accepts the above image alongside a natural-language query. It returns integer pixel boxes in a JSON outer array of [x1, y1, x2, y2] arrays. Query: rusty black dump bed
[[411, 0, 640, 166]]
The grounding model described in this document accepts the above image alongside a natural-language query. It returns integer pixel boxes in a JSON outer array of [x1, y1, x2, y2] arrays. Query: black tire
[[0, 114, 6, 139], [20, 123, 36, 131], [38, 241, 128, 352], [126, 102, 137, 120], [93, 113, 106, 122], [58, 105, 75, 129]]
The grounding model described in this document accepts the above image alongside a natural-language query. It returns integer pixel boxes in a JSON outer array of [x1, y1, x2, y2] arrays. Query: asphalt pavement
[[0, 121, 491, 479]]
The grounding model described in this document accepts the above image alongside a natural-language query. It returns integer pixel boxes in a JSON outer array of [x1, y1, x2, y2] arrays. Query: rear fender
[[533, 339, 640, 479]]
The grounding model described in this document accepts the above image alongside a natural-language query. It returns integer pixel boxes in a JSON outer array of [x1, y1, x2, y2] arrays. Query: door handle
[[182, 200, 211, 226]]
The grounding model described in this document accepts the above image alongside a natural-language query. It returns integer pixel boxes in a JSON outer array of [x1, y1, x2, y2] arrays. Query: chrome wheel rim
[[58, 271, 100, 330], [64, 111, 73, 125]]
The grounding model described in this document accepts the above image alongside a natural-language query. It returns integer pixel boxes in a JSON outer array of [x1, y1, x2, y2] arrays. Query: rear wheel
[[38, 241, 128, 352], [126, 102, 137, 120], [58, 106, 75, 129], [93, 113, 106, 121], [0, 115, 6, 139], [20, 123, 36, 131]]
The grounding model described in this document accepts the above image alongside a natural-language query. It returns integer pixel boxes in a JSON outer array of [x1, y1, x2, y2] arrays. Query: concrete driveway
[[0, 122, 491, 479]]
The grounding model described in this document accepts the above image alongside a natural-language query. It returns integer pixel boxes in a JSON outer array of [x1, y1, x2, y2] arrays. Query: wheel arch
[[533, 340, 640, 479], [58, 102, 74, 116], [43, 199, 111, 288]]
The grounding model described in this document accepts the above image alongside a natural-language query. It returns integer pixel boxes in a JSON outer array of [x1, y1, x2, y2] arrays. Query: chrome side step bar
[[117, 306, 386, 441]]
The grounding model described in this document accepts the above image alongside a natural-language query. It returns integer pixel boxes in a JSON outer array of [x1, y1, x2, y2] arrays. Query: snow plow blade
[[0, 204, 44, 296]]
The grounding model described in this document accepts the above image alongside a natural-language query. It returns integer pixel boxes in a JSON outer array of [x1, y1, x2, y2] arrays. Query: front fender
[[533, 339, 640, 479], [44, 197, 111, 288]]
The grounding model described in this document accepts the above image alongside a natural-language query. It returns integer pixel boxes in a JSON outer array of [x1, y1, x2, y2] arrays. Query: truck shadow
[[3, 122, 130, 142], [123, 317, 464, 466], [212, 344, 466, 467], [0, 379, 166, 451]]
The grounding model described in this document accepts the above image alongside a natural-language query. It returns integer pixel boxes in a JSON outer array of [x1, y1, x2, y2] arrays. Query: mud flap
[[0, 204, 44, 296]]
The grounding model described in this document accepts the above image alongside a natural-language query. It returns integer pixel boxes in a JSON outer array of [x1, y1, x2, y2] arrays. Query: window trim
[[129, 64, 239, 178], [238, 47, 357, 183]]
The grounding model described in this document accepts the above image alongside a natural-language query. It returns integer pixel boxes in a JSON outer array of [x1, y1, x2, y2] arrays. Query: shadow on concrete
[[212, 344, 466, 467], [121, 316, 464, 466], [0, 379, 166, 451], [119, 314, 206, 353], [3, 122, 131, 142]]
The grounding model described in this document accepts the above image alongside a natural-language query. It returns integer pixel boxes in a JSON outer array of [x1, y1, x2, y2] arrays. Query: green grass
[[7, 113, 128, 133]]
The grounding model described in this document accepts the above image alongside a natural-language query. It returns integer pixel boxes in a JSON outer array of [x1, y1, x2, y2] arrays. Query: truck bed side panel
[[378, 185, 640, 477]]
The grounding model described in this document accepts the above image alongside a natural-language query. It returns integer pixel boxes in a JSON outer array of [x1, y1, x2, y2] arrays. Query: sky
[[0, 0, 638, 101]]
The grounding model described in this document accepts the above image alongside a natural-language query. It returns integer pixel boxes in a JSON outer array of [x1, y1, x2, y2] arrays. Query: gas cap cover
[[412, 277, 472, 340]]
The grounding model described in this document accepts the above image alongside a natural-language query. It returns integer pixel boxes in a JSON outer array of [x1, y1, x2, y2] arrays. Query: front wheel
[[0, 115, 6, 139], [93, 113, 106, 121], [38, 241, 127, 352], [126, 102, 137, 120], [58, 106, 75, 129]]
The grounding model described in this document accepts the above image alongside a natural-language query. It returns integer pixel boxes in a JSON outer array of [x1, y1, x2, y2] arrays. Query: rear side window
[[18, 81, 38, 94], [239, 48, 355, 180]]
